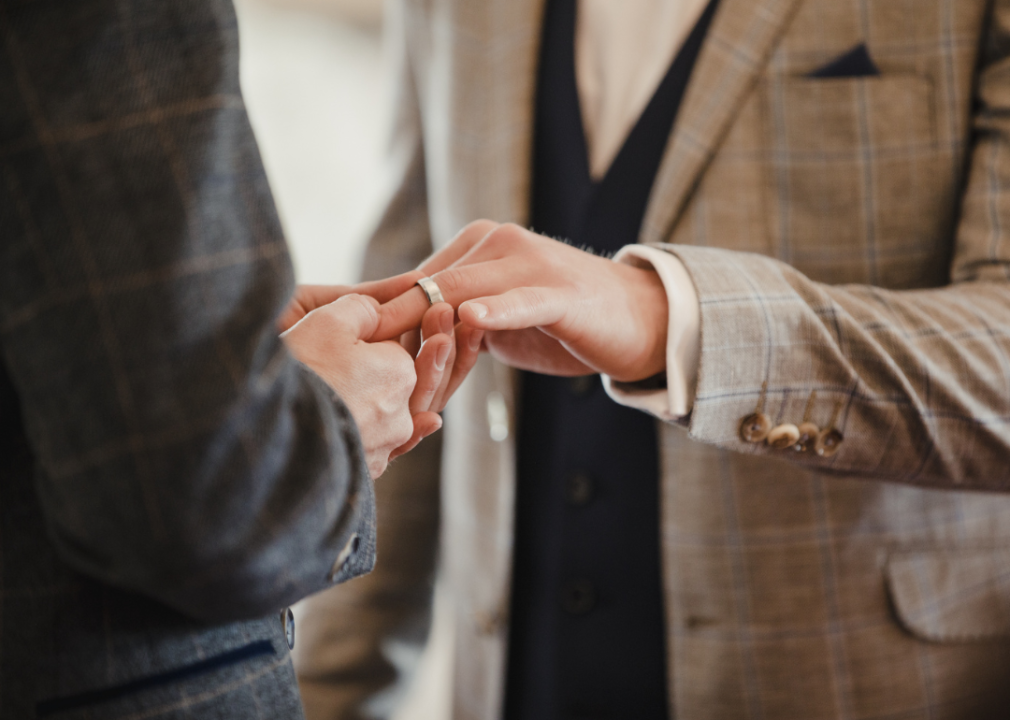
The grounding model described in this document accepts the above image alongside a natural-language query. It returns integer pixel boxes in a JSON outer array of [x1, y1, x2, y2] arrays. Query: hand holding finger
[[281, 293, 416, 478]]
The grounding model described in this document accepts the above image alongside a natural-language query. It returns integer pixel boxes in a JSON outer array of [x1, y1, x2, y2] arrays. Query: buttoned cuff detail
[[602, 245, 701, 421], [327, 532, 362, 582]]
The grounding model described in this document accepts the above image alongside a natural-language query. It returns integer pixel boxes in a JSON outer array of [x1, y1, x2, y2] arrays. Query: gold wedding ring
[[416, 276, 445, 306]]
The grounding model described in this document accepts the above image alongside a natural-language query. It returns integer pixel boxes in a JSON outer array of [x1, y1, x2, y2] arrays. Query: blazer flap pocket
[[887, 549, 1010, 642]]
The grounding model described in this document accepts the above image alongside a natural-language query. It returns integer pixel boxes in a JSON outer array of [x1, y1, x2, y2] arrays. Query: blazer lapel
[[486, 0, 548, 225], [640, 0, 804, 245]]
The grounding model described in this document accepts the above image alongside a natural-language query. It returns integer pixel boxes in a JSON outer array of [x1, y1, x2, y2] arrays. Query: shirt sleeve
[[602, 244, 702, 421]]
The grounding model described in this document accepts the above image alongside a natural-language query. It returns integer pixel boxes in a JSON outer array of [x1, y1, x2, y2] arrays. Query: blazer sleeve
[[663, 2, 1010, 490], [0, 0, 375, 622]]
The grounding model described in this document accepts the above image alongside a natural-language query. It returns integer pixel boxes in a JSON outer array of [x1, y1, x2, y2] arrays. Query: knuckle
[[461, 219, 489, 235], [313, 305, 344, 334], [484, 224, 519, 252], [399, 378, 418, 404], [350, 293, 380, 313], [481, 226, 506, 249], [510, 289, 541, 317], [396, 415, 414, 445], [458, 220, 497, 246], [401, 355, 418, 384], [369, 457, 388, 479], [539, 245, 565, 272], [508, 223, 535, 246], [433, 267, 462, 295], [330, 294, 374, 326]]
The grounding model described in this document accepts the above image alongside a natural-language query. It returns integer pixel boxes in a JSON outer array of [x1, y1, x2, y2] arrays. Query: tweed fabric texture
[[0, 0, 376, 717], [294, 0, 1010, 719]]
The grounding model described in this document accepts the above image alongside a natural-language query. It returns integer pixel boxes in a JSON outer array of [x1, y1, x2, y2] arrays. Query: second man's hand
[[373, 221, 670, 383]]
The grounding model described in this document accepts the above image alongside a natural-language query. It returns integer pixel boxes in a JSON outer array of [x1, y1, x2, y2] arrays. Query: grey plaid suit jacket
[[293, 0, 1010, 719], [0, 1, 376, 718]]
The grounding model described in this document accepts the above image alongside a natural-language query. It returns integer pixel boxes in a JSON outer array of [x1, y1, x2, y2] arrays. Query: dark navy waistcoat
[[504, 1, 720, 718]]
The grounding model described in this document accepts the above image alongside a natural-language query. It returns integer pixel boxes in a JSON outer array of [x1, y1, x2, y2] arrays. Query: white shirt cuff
[[602, 245, 701, 421]]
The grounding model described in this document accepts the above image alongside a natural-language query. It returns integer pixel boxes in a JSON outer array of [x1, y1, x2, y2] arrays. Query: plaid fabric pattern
[[0, 1, 376, 717], [293, 0, 1010, 719], [886, 548, 1010, 642]]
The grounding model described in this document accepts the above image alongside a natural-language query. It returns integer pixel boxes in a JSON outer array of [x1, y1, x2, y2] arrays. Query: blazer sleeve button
[[794, 422, 820, 452], [767, 423, 801, 449], [740, 413, 772, 443], [281, 607, 296, 650], [815, 428, 844, 457]]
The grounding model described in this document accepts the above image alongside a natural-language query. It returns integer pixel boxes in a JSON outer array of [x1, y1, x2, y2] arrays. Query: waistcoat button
[[566, 472, 595, 506], [560, 579, 597, 615], [568, 375, 596, 397]]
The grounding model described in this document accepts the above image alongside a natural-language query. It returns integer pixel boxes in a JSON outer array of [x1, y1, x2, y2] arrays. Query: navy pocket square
[[808, 43, 880, 79]]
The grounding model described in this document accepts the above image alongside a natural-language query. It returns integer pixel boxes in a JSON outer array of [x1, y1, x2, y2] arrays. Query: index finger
[[373, 258, 530, 340], [344, 222, 499, 306]]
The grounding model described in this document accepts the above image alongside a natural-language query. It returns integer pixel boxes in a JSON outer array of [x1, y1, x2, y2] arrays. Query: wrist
[[613, 265, 669, 382]]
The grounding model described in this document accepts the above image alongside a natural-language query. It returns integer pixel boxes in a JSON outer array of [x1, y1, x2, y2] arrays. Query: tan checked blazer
[[293, 0, 1010, 718]]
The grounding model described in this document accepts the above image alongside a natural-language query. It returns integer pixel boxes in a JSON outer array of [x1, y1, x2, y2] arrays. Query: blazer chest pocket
[[763, 74, 949, 289], [886, 548, 1010, 642]]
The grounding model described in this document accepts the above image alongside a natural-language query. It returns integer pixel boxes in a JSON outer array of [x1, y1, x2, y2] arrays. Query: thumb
[[329, 294, 381, 340], [458, 287, 568, 331]]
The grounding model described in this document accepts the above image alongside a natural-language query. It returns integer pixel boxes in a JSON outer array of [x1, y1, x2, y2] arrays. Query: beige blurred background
[[234, 0, 453, 717], [236, 0, 385, 285]]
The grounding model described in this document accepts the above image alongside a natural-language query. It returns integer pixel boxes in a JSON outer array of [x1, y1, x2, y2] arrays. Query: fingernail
[[426, 415, 443, 436], [467, 302, 488, 320], [469, 329, 484, 352], [435, 342, 451, 370], [440, 308, 453, 335]]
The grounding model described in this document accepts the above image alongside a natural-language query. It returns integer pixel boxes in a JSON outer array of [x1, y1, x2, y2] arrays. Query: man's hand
[[387, 301, 485, 461], [373, 221, 670, 383], [281, 294, 446, 478]]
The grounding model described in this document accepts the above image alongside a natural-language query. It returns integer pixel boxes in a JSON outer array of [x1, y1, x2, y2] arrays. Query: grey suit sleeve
[[663, 1, 1010, 489], [0, 0, 375, 622]]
